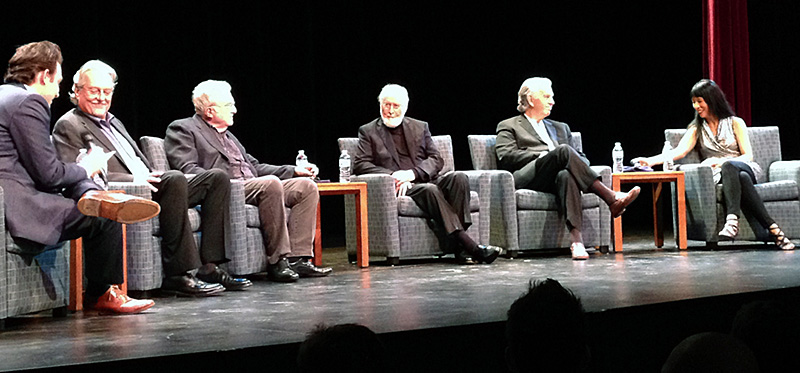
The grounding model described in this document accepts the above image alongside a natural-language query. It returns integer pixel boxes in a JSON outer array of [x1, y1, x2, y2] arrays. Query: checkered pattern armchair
[[1, 186, 70, 323], [136, 137, 254, 280], [467, 133, 611, 255], [338, 135, 489, 264], [665, 126, 800, 244]]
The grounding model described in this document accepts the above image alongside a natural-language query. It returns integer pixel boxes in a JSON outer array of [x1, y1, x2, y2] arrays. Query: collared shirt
[[84, 111, 151, 177], [524, 114, 556, 151]]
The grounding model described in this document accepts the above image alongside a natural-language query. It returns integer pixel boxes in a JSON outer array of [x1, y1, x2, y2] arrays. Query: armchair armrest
[[674, 164, 717, 242], [349, 174, 401, 258], [591, 165, 612, 187], [769, 160, 800, 186], [472, 170, 518, 251]]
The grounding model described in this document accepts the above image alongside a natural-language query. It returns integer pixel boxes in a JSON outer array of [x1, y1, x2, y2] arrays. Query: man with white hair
[[353, 84, 502, 265], [495, 77, 640, 260], [53, 60, 250, 296], [165, 80, 332, 282]]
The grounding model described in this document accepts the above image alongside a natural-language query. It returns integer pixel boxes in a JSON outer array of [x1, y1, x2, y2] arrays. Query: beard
[[381, 114, 404, 128]]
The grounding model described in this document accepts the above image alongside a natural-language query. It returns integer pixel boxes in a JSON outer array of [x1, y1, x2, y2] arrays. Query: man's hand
[[77, 143, 115, 178], [391, 170, 415, 184], [294, 163, 318, 177], [396, 181, 413, 197], [133, 171, 163, 193]]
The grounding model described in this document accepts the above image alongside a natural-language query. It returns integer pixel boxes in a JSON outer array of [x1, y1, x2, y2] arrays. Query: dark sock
[[589, 179, 617, 206], [197, 263, 217, 275], [451, 230, 479, 254], [86, 282, 110, 298]]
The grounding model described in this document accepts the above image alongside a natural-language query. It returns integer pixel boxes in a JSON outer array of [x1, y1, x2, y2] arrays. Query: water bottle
[[612, 142, 624, 173], [296, 150, 309, 169], [338, 149, 351, 183], [662, 140, 674, 171]]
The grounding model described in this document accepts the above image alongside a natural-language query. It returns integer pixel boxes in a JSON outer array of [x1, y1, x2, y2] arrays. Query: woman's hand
[[631, 156, 656, 167], [700, 157, 724, 169]]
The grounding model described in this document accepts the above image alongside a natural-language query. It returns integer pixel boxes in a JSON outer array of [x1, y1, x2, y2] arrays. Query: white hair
[[517, 77, 552, 113], [377, 84, 409, 107], [192, 80, 232, 114], [69, 59, 118, 105]]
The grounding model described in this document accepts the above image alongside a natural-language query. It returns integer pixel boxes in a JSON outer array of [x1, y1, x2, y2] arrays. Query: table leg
[[355, 187, 369, 268], [313, 201, 322, 266], [612, 176, 623, 252], [676, 174, 688, 249], [652, 182, 664, 248]]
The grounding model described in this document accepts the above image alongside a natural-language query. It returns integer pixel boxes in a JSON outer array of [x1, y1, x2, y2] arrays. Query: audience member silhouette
[[505, 278, 590, 373], [297, 323, 391, 373], [730, 300, 800, 372], [661, 331, 759, 372]]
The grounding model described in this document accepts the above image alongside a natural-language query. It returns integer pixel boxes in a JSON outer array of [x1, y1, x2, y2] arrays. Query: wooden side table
[[612, 171, 687, 252], [314, 182, 369, 268]]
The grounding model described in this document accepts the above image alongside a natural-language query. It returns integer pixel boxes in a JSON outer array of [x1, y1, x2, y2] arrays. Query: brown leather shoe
[[86, 285, 154, 314], [609, 186, 641, 218], [78, 191, 161, 224]]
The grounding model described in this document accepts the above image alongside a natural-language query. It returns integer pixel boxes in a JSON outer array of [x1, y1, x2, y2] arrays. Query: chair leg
[[347, 253, 357, 264], [386, 257, 400, 266], [52, 306, 68, 318], [69, 238, 83, 312], [598, 245, 610, 254], [505, 250, 518, 259]]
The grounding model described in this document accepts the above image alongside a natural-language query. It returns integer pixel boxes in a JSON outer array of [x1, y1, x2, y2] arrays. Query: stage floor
[[2, 231, 799, 372]]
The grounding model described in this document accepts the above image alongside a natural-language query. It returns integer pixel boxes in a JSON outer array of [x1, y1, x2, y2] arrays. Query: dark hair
[[3, 41, 62, 85], [297, 323, 391, 373], [688, 79, 735, 130], [505, 278, 588, 372]]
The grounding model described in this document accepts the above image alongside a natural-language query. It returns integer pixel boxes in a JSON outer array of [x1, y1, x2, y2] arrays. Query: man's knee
[[160, 170, 188, 187], [206, 168, 229, 185], [251, 175, 283, 194]]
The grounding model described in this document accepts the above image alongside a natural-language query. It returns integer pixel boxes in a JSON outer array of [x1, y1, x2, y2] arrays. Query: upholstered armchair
[[1, 186, 70, 325], [664, 126, 800, 245], [467, 134, 611, 255], [133, 137, 254, 284], [338, 135, 489, 265]]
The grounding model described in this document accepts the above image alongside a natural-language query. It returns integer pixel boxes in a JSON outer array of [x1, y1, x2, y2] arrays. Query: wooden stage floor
[[2, 230, 800, 372]]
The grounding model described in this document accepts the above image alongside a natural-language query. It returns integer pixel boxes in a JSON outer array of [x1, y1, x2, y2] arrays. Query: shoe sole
[[90, 302, 155, 315], [78, 197, 161, 224], [159, 287, 226, 297]]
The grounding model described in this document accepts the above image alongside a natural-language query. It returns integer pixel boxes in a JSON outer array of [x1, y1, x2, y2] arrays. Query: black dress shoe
[[197, 266, 253, 291], [267, 258, 300, 283], [161, 273, 225, 297], [289, 260, 332, 278], [455, 250, 477, 265], [474, 245, 503, 264]]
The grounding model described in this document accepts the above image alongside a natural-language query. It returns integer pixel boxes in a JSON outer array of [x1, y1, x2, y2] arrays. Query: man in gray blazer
[[354, 84, 502, 265], [165, 80, 331, 283], [0, 41, 155, 313], [496, 77, 640, 260], [53, 60, 251, 296]]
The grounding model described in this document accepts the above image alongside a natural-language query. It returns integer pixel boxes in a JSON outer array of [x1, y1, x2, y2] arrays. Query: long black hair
[[688, 79, 736, 142]]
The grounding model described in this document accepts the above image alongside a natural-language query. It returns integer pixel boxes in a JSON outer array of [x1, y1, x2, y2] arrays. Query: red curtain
[[703, 0, 751, 125]]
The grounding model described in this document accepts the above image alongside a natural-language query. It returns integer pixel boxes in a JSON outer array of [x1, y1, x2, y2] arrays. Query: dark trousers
[[514, 145, 599, 230], [407, 171, 472, 251], [152, 169, 231, 276], [720, 161, 774, 228], [58, 210, 123, 291]]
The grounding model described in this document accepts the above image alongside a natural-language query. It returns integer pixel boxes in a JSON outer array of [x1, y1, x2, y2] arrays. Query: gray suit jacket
[[0, 84, 98, 246], [164, 114, 294, 179], [495, 115, 588, 175], [52, 108, 152, 182], [353, 117, 443, 182]]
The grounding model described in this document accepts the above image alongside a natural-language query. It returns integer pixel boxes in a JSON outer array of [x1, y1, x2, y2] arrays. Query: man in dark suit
[[53, 60, 250, 296], [354, 84, 502, 265], [164, 80, 331, 283], [0, 41, 156, 313], [496, 77, 640, 260]]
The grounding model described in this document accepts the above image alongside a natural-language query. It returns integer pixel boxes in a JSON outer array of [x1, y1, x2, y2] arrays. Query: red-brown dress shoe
[[78, 191, 161, 224], [86, 285, 155, 314]]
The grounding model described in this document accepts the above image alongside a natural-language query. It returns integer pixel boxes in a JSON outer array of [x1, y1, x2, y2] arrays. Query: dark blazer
[[495, 115, 588, 173], [52, 108, 152, 182], [164, 114, 294, 179], [353, 117, 443, 182], [0, 84, 97, 245]]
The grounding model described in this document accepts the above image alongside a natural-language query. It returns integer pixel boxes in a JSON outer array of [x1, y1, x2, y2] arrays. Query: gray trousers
[[244, 176, 319, 264]]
